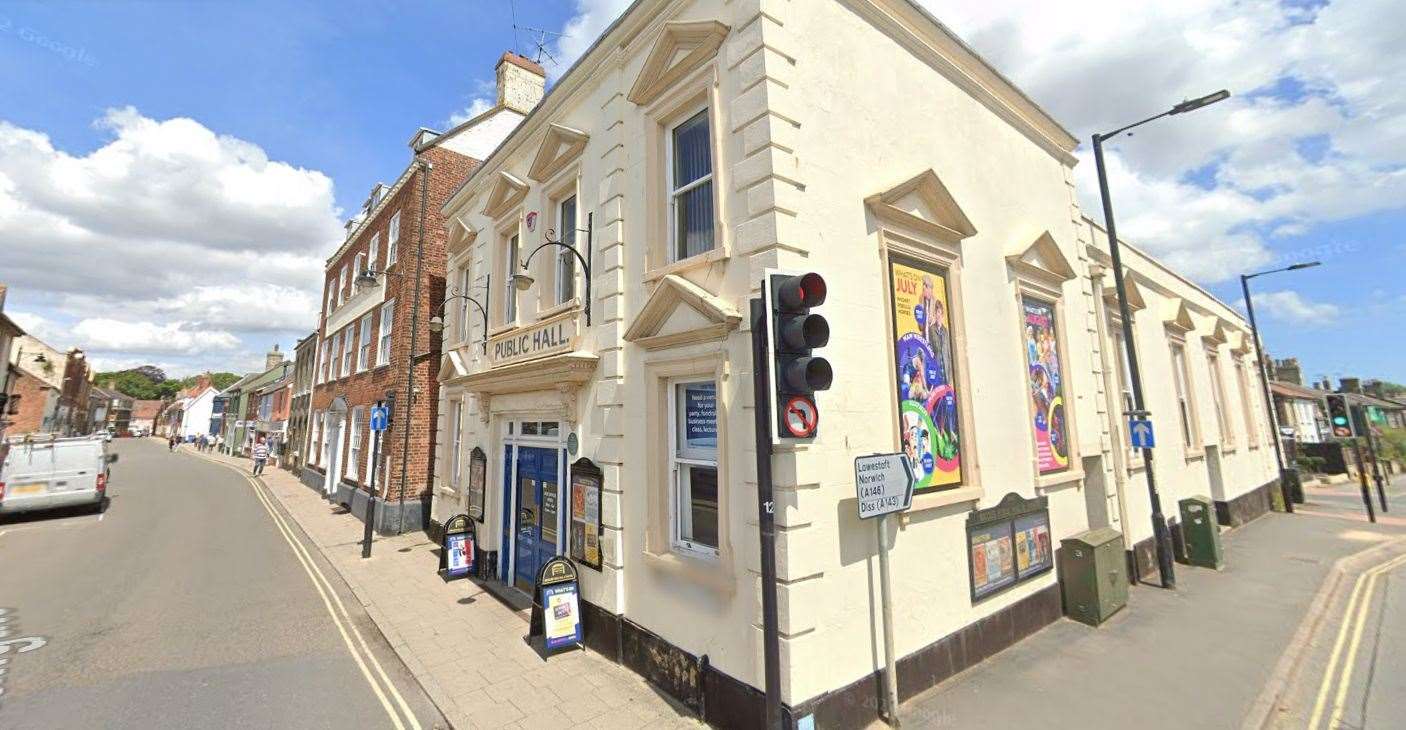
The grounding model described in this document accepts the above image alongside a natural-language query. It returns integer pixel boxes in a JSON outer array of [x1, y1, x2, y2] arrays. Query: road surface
[[0, 438, 444, 729]]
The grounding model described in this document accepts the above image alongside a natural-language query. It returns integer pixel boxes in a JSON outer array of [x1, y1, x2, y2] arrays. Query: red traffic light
[[776, 272, 827, 310]]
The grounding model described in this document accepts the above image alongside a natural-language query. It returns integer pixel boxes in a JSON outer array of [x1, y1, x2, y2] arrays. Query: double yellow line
[[218, 458, 423, 730], [1306, 549, 1406, 729]]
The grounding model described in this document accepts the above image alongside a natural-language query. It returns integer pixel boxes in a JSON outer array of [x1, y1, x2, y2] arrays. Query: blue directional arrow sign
[[1128, 417, 1155, 449], [370, 405, 389, 433]]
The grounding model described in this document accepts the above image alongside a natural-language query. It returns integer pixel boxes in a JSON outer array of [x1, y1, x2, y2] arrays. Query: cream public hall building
[[432, 0, 1279, 726]]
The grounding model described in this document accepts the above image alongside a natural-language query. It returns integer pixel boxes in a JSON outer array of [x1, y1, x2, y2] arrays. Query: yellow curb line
[[1307, 550, 1406, 729]]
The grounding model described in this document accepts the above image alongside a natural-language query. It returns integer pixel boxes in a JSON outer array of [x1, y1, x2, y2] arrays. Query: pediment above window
[[864, 169, 977, 244], [481, 171, 530, 220], [1202, 319, 1230, 346], [623, 274, 740, 350], [1164, 300, 1196, 335], [1006, 231, 1076, 287], [1232, 331, 1255, 357], [528, 123, 589, 182], [446, 215, 478, 256], [627, 20, 730, 106], [1101, 273, 1147, 312]]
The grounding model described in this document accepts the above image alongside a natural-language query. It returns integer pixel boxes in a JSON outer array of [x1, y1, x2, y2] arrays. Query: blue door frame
[[499, 442, 564, 591]]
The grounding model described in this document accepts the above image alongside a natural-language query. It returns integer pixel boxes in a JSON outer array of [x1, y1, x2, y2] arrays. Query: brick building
[[304, 52, 545, 534], [4, 366, 60, 436], [285, 332, 318, 471]]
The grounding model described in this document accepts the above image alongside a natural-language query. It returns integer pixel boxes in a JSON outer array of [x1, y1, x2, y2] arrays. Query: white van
[[0, 435, 116, 516]]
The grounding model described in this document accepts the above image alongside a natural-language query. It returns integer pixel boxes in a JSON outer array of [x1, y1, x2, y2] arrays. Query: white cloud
[[448, 96, 496, 127], [0, 107, 341, 372], [551, 0, 633, 77], [1242, 290, 1341, 326]]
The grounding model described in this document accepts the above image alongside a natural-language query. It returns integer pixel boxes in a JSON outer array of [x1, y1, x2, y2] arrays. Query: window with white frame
[[326, 289, 335, 319], [1207, 350, 1233, 446], [311, 410, 323, 465], [668, 109, 714, 263], [339, 265, 348, 305], [357, 313, 373, 371], [503, 233, 519, 323], [448, 400, 463, 487], [352, 253, 365, 293], [330, 331, 342, 379], [457, 265, 472, 341], [669, 379, 719, 556], [377, 300, 395, 365], [368, 233, 380, 271], [319, 338, 330, 384], [1170, 343, 1198, 449], [556, 194, 577, 304], [347, 406, 363, 481], [1236, 360, 1260, 444], [341, 326, 354, 376]]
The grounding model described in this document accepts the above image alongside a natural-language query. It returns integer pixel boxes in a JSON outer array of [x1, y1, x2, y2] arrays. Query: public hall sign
[[488, 312, 579, 367]]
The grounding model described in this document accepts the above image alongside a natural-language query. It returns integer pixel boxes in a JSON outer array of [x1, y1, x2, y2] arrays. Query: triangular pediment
[[623, 274, 740, 350], [1202, 319, 1230, 346], [1232, 330, 1255, 356], [481, 171, 529, 220], [864, 169, 977, 243], [447, 214, 479, 256], [527, 123, 590, 182], [627, 20, 730, 106], [1102, 273, 1147, 312], [1006, 231, 1076, 283], [1164, 300, 1196, 334]]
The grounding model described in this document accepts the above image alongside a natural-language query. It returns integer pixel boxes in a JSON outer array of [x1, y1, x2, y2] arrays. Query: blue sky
[[0, 0, 1402, 387]]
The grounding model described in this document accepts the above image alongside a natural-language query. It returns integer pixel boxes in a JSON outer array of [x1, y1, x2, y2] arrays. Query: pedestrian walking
[[168, 434, 176, 452], [251, 437, 270, 477], [216, 434, 224, 454]]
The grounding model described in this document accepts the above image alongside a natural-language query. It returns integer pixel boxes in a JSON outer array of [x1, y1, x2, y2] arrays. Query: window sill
[[489, 322, 520, 338], [537, 298, 581, 320], [1185, 450, 1206, 463], [644, 245, 727, 284], [904, 484, 983, 518], [1035, 469, 1085, 492], [641, 547, 734, 596]]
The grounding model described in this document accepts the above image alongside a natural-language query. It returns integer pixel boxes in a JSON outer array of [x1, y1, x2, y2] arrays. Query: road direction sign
[[370, 405, 389, 432], [1129, 417, 1155, 449], [855, 453, 915, 519]]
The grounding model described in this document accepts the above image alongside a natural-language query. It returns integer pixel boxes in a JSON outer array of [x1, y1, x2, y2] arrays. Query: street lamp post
[[1241, 262, 1322, 514], [427, 276, 492, 351], [1092, 89, 1230, 590]]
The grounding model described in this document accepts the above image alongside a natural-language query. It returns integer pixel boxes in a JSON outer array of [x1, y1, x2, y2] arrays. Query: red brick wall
[[7, 369, 56, 435], [311, 145, 480, 505]]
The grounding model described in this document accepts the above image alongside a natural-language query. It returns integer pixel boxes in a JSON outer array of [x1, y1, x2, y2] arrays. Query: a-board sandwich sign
[[439, 513, 475, 580], [530, 556, 583, 655]]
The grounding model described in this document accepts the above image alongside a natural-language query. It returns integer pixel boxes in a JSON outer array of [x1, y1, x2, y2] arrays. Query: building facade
[[287, 332, 318, 471], [0, 284, 22, 443], [304, 52, 544, 533], [430, 2, 1280, 727]]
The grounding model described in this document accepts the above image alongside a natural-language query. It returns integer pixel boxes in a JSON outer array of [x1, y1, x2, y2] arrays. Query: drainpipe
[[396, 159, 431, 535]]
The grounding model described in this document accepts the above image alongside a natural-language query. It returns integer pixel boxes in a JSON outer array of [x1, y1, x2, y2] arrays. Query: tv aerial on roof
[[509, 0, 569, 66]]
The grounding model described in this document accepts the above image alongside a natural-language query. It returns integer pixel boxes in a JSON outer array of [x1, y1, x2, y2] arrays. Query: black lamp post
[[1092, 88, 1230, 590], [1240, 261, 1321, 513], [514, 212, 593, 325]]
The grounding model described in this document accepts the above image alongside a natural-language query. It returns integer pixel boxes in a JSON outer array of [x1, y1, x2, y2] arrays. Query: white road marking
[[196, 453, 421, 730]]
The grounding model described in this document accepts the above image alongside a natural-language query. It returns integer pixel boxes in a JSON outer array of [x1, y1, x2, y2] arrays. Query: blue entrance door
[[512, 446, 561, 591]]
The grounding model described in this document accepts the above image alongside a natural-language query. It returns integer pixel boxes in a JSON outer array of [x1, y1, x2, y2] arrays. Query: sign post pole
[[749, 297, 782, 730], [364, 401, 388, 559], [876, 512, 900, 726], [854, 452, 914, 726]]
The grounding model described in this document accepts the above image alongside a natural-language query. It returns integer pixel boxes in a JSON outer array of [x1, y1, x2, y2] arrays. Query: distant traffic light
[[766, 272, 831, 441], [1326, 394, 1355, 438]]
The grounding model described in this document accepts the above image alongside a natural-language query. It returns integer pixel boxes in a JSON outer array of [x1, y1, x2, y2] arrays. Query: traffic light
[[1326, 394, 1355, 438], [765, 271, 832, 441]]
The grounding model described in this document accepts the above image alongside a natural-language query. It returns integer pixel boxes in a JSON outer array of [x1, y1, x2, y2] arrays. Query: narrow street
[[0, 438, 444, 730]]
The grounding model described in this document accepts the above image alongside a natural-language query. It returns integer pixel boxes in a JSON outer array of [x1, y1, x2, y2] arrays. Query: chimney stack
[[1272, 358, 1303, 386], [1339, 377, 1362, 394], [266, 344, 284, 372], [496, 51, 546, 115]]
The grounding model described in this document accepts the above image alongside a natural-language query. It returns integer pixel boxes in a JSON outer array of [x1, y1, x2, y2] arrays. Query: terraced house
[[427, 0, 1281, 726], [303, 53, 545, 534]]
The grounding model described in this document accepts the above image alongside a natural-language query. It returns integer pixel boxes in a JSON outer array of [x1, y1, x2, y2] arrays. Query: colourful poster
[[969, 527, 1016, 599], [1022, 298, 1069, 473], [889, 257, 962, 490], [543, 583, 583, 650], [445, 533, 473, 577]]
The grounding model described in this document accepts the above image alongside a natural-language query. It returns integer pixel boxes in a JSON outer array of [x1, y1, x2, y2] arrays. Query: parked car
[[0, 435, 116, 516]]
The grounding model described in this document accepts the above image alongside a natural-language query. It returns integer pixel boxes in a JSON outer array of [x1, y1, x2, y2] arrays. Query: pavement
[[899, 472, 1406, 730], [187, 443, 699, 730], [0, 437, 444, 730]]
